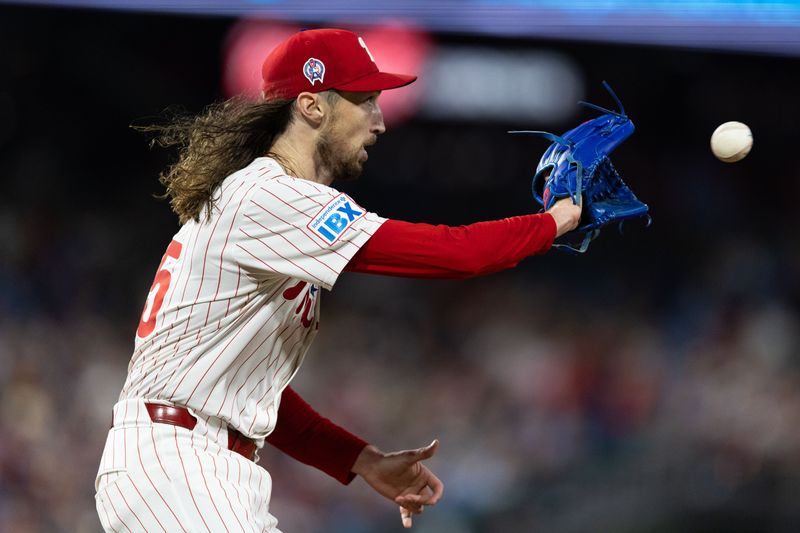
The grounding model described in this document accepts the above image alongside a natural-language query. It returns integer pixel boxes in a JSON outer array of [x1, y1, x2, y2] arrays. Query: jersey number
[[136, 239, 183, 338]]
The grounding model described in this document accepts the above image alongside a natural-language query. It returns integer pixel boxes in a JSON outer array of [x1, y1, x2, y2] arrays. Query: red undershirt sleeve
[[266, 386, 367, 485], [266, 215, 556, 485], [345, 213, 557, 278]]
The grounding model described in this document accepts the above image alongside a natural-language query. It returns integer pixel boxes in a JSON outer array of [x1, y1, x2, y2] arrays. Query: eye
[[357, 92, 380, 110]]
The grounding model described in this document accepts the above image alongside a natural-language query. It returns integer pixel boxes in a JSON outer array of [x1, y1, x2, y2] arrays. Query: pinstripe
[[160, 226, 200, 347], [162, 182, 250, 400], [127, 287, 254, 394], [191, 432, 231, 533], [274, 178, 326, 207], [113, 482, 149, 532], [215, 423, 224, 445], [286, 175, 329, 196], [121, 409, 169, 533], [144, 228, 192, 351], [257, 186, 319, 218], [339, 223, 380, 251], [195, 181, 250, 326], [215, 174, 247, 205], [178, 222, 203, 303], [106, 491, 133, 533], [240, 227, 328, 285], [165, 320, 226, 402], [223, 265, 242, 318], [137, 427, 186, 532], [111, 428, 118, 471], [143, 223, 203, 398], [234, 458, 254, 520], [149, 428, 171, 482], [174, 430, 212, 533], [354, 221, 380, 238], [161, 228, 193, 323], [233, 459, 252, 523], [98, 498, 121, 533], [237, 349, 291, 425], [126, 474, 169, 533], [256, 167, 281, 181], [235, 243, 281, 275], [143, 302, 190, 399], [211, 453, 249, 533], [200, 284, 268, 412], [249, 197, 350, 259], [243, 213, 339, 274], [205, 183, 259, 328], [250, 194, 330, 248], [122, 403, 129, 468], [248, 331, 307, 434], [153, 353, 183, 401], [223, 454, 253, 526], [200, 423, 210, 451], [243, 326, 307, 433], [126, 286, 252, 386], [243, 458, 256, 519], [194, 282, 292, 410], [214, 298, 293, 416], [233, 321, 297, 417]]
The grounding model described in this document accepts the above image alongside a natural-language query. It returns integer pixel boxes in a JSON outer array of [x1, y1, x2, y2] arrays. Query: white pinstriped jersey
[[120, 157, 385, 439]]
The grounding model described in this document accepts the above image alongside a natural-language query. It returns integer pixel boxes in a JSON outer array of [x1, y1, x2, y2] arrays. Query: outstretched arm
[[346, 199, 580, 279]]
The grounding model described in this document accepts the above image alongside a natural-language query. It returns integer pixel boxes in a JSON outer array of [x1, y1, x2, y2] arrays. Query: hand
[[351, 440, 444, 528], [547, 196, 583, 237]]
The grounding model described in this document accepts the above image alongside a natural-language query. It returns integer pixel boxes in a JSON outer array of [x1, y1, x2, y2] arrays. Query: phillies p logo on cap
[[303, 58, 325, 85]]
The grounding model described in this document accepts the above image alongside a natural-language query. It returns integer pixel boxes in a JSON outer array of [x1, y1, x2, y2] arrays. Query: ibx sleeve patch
[[307, 193, 365, 244]]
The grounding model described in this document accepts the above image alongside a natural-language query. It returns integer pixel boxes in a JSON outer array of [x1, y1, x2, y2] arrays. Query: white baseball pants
[[95, 399, 281, 532]]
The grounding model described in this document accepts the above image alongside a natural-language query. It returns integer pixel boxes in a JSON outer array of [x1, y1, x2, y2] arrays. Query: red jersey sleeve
[[345, 213, 557, 278], [266, 387, 367, 485]]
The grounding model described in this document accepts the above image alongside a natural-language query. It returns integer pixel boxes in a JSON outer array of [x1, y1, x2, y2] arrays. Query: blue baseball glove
[[511, 82, 650, 252]]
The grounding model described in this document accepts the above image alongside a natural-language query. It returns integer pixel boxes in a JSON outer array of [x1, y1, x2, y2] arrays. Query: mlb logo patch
[[308, 194, 364, 244], [303, 57, 325, 85]]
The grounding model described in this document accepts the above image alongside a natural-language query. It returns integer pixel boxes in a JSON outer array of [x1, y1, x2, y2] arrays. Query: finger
[[426, 471, 445, 505], [408, 439, 439, 462], [399, 489, 436, 507], [395, 496, 423, 514], [397, 501, 422, 514], [398, 493, 436, 513], [400, 506, 412, 529], [403, 469, 445, 506]]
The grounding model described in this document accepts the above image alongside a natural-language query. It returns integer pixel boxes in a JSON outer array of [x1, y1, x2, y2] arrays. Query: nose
[[371, 103, 386, 135]]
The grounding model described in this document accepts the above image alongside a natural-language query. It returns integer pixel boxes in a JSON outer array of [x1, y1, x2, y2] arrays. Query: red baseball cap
[[261, 28, 417, 99]]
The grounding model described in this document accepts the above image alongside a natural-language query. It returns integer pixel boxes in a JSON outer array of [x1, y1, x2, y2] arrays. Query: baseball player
[[95, 28, 581, 532]]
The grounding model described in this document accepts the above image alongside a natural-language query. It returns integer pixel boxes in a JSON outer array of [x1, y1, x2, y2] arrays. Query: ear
[[295, 92, 328, 127]]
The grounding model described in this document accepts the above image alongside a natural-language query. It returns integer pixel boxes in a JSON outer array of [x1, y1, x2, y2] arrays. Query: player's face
[[315, 90, 385, 182]]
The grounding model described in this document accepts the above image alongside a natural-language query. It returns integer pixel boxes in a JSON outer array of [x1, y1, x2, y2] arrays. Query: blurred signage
[[420, 47, 582, 123], [12, 0, 800, 54]]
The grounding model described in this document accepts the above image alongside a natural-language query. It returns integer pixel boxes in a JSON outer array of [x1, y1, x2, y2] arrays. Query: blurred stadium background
[[2, 1, 800, 532]]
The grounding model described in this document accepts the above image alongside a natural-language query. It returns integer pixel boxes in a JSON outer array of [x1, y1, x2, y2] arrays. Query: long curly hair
[[134, 96, 295, 224]]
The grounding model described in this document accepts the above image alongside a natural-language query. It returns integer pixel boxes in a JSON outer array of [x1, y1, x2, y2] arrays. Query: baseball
[[710, 121, 753, 162]]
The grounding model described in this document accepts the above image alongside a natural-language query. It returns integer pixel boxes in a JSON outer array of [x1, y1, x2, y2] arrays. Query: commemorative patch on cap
[[303, 58, 325, 85]]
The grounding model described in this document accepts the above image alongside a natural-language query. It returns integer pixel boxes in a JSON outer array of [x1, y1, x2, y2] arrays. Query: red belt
[[144, 403, 257, 461]]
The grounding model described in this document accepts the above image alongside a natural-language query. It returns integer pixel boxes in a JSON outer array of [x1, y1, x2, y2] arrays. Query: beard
[[314, 129, 364, 183]]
